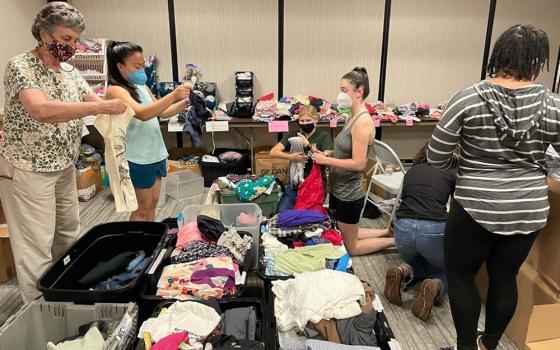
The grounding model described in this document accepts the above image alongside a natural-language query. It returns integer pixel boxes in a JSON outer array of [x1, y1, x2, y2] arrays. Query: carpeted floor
[[0, 189, 517, 349]]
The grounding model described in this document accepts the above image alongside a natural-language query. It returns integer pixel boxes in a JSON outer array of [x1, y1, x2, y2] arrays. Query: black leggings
[[444, 199, 539, 350]]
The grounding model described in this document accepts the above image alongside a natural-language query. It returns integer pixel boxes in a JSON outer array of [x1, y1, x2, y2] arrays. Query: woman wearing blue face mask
[[106, 41, 191, 221], [312, 67, 395, 256]]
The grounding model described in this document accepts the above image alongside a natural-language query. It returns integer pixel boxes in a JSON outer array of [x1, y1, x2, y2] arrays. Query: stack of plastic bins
[[0, 300, 138, 350], [138, 297, 267, 348], [136, 231, 251, 323], [37, 221, 168, 303], [165, 169, 204, 201], [178, 203, 262, 269], [137, 204, 262, 321]]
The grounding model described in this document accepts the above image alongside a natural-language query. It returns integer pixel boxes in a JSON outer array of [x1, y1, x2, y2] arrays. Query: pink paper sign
[[406, 118, 413, 126], [330, 119, 338, 128], [269, 120, 289, 132]]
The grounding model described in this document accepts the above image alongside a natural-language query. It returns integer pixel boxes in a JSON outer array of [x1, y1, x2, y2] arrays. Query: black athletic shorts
[[329, 195, 365, 224]]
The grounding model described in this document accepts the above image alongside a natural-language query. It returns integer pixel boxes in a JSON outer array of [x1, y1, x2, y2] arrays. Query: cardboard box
[[362, 157, 386, 198], [81, 160, 102, 194], [167, 147, 206, 176], [526, 178, 560, 291], [254, 148, 289, 184], [76, 166, 96, 202], [476, 262, 560, 350], [168, 160, 202, 176], [525, 304, 560, 350], [0, 229, 15, 282]]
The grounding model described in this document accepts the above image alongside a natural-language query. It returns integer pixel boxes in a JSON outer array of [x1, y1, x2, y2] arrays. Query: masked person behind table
[[270, 105, 333, 212]]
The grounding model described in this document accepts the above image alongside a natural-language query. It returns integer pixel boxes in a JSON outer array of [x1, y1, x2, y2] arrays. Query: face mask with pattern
[[47, 39, 76, 62]]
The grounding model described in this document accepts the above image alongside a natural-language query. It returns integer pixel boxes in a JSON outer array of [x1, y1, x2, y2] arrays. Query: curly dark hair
[[487, 24, 549, 81]]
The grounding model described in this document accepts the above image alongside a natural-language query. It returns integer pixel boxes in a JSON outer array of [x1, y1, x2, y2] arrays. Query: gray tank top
[[330, 111, 375, 201]]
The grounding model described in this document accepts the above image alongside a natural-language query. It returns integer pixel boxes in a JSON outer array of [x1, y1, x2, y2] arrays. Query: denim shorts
[[128, 159, 167, 189]]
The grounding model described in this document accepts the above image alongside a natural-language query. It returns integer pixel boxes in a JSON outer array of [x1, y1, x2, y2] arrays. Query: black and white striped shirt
[[428, 81, 560, 235]]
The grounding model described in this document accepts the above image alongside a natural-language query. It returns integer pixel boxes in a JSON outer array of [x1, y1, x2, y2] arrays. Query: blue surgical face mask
[[127, 69, 147, 85]]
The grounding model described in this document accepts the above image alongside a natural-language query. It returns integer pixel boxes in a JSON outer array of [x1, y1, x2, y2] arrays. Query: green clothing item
[[47, 327, 105, 350], [274, 243, 344, 275], [280, 129, 333, 180]]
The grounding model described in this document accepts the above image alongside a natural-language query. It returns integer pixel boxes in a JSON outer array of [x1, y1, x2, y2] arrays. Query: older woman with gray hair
[[0, 1, 126, 301]]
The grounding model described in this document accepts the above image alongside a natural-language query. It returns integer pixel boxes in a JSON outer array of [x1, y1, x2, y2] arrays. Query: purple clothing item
[[278, 210, 328, 228], [190, 268, 236, 293]]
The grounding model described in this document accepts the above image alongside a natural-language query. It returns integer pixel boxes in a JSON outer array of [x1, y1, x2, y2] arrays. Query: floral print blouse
[[1, 52, 91, 172]]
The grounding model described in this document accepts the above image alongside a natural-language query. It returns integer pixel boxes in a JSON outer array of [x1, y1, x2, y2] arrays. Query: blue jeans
[[278, 184, 298, 212], [394, 218, 447, 298]]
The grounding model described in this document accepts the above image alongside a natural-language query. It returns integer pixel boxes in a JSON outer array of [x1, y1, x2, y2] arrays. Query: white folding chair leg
[[360, 180, 375, 220]]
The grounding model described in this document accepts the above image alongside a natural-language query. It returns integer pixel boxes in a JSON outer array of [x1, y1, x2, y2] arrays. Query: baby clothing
[[217, 228, 253, 264], [288, 137, 305, 186]]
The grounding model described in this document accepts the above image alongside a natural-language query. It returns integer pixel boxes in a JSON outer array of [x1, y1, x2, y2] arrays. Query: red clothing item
[[321, 229, 343, 246], [294, 163, 328, 215], [293, 242, 305, 248], [365, 102, 377, 116], [257, 92, 275, 102]]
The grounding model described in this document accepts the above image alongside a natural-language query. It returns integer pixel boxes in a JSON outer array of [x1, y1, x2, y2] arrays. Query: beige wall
[[283, 0, 384, 103], [73, 0, 173, 82], [4, 0, 559, 154], [175, 0, 278, 103], [492, 0, 560, 89], [0, 0, 45, 108], [384, 0, 488, 107]]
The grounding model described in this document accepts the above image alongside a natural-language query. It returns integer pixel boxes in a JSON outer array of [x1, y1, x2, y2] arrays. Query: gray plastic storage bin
[[0, 300, 138, 350], [178, 203, 262, 269], [166, 170, 204, 200]]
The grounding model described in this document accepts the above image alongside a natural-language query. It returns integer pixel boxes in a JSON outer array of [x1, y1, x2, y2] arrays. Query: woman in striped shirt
[[428, 24, 560, 350]]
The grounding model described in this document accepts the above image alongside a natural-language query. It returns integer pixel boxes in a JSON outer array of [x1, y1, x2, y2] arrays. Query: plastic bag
[[293, 163, 328, 215]]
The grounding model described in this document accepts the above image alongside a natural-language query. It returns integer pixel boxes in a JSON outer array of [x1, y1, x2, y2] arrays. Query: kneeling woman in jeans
[[384, 142, 455, 321]]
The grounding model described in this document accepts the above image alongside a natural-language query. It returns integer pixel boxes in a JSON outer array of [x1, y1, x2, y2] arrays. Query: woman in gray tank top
[[312, 68, 394, 256]]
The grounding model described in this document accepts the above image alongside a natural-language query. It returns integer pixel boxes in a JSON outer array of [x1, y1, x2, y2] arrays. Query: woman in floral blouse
[[0, 2, 126, 302]]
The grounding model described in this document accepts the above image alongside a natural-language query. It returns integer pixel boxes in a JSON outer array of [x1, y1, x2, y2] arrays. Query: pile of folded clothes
[[273, 270, 380, 350], [429, 101, 446, 120], [78, 250, 150, 291], [252, 93, 295, 122], [217, 174, 277, 202], [75, 38, 103, 53], [202, 151, 244, 164], [156, 215, 252, 300], [136, 301, 264, 350], [261, 210, 349, 277], [309, 96, 338, 119]]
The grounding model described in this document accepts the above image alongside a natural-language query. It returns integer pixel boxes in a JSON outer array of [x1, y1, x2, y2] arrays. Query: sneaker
[[438, 334, 484, 350], [411, 279, 440, 321], [384, 266, 405, 305]]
